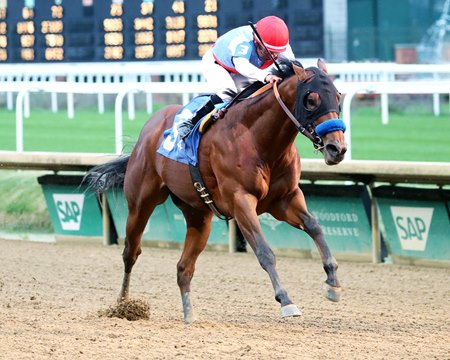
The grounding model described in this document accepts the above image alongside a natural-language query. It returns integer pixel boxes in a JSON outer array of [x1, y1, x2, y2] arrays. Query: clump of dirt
[[98, 298, 150, 321]]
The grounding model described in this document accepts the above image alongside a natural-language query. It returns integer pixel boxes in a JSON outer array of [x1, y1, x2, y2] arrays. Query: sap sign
[[390, 206, 434, 251], [52, 194, 85, 231], [39, 175, 103, 237], [375, 186, 450, 262]]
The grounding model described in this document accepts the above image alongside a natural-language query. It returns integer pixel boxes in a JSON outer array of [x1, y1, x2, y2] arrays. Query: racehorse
[[86, 58, 347, 323]]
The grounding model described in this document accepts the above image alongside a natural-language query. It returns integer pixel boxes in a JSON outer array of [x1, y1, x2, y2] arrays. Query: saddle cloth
[[157, 95, 226, 166]]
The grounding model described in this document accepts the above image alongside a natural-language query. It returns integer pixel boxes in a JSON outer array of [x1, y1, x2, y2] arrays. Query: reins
[[273, 81, 324, 149]]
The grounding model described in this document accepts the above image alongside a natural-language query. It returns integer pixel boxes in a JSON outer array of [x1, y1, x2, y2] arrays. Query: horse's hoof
[[117, 295, 128, 304], [181, 292, 196, 324], [184, 312, 197, 325], [322, 282, 341, 302], [281, 304, 302, 317]]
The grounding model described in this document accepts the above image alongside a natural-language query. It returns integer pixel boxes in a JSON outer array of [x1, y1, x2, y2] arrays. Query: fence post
[[228, 218, 237, 253], [342, 88, 357, 160], [368, 183, 382, 264], [15, 90, 26, 152]]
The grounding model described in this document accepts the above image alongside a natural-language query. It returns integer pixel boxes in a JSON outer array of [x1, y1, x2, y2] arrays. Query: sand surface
[[1, 238, 449, 359]]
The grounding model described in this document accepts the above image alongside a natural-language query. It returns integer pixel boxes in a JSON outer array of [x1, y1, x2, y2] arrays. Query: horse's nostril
[[325, 143, 339, 157]]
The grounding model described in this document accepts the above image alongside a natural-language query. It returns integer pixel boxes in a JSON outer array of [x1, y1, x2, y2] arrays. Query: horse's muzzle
[[324, 141, 347, 165]]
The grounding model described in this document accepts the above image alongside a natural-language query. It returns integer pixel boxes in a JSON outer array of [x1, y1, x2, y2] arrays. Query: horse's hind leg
[[118, 204, 155, 303], [118, 175, 168, 303], [173, 200, 213, 323]]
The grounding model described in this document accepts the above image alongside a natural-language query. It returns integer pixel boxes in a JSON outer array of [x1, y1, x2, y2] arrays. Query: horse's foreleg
[[234, 194, 301, 318], [271, 188, 341, 302], [250, 231, 302, 317], [175, 207, 213, 324]]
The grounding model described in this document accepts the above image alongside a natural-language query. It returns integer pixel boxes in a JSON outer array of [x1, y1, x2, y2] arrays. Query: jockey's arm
[[232, 42, 296, 83], [233, 56, 269, 83]]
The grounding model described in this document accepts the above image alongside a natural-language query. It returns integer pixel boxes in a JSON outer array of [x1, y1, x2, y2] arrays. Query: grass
[[295, 99, 450, 162], [0, 108, 159, 154], [1, 99, 449, 161], [0, 171, 52, 233], [0, 99, 449, 233]]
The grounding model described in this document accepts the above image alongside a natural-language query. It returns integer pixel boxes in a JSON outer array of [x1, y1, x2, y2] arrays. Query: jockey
[[177, 15, 296, 140]]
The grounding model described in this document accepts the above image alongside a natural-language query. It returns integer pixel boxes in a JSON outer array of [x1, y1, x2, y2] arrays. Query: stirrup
[[178, 95, 222, 140], [178, 121, 194, 140]]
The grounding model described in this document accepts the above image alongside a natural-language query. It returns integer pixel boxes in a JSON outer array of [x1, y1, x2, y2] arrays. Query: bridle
[[273, 81, 324, 149], [273, 67, 345, 150]]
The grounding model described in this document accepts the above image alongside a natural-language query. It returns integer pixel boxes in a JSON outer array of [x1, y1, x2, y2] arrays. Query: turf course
[[0, 101, 449, 161]]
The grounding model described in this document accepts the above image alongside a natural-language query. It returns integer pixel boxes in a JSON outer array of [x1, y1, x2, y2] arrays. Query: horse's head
[[291, 59, 347, 165]]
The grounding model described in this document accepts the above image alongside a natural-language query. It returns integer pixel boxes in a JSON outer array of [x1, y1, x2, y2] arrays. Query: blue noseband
[[315, 119, 346, 138]]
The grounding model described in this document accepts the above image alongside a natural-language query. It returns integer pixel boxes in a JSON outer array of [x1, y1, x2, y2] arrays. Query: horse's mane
[[269, 56, 303, 78]]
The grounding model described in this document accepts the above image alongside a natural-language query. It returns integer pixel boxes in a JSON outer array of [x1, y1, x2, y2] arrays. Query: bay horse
[[86, 58, 347, 323]]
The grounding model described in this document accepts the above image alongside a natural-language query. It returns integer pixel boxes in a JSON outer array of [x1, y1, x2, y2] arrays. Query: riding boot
[[178, 94, 223, 140]]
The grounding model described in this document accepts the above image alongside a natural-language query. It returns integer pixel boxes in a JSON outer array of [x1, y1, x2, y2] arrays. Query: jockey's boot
[[178, 94, 223, 140]]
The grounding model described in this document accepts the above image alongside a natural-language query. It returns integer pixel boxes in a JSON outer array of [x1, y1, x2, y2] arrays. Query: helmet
[[255, 16, 289, 52]]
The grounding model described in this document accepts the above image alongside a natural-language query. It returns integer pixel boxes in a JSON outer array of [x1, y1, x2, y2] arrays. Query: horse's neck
[[246, 78, 298, 159]]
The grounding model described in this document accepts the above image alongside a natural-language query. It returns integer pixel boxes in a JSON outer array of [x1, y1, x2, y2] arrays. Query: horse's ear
[[293, 63, 306, 81], [317, 58, 328, 74]]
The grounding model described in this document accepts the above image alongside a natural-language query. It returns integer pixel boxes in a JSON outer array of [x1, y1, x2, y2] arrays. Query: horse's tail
[[83, 155, 130, 194]]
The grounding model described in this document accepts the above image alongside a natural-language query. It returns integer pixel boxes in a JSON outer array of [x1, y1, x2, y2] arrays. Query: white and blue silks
[[157, 96, 226, 166]]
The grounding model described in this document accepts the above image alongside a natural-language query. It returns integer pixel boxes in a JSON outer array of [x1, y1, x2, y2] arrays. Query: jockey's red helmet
[[255, 16, 289, 53]]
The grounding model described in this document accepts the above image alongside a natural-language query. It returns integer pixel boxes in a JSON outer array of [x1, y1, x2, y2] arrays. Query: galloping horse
[[87, 58, 347, 323]]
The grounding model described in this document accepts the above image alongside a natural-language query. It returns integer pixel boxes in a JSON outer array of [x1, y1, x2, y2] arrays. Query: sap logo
[[390, 206, 434, 251], [52, 194, 85, 231]]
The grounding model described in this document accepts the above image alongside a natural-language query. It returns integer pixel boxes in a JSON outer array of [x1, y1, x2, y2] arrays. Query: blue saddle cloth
[[157, 95, 225, 166]]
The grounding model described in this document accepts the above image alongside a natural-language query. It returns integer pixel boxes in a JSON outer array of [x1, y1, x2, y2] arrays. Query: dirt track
[[1, 238, 449, 360]]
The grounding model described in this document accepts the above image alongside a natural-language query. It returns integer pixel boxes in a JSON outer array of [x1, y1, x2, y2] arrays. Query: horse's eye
[[304, 96, 318, 110]]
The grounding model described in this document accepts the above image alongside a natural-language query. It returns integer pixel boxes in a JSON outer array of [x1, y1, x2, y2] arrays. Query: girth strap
[[189, 164, 231, 220]]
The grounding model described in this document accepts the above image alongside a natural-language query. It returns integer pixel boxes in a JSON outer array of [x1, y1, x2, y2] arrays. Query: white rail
[[338, 80, 450, 158], [1, 151, 448, 184], [10, 81, 214, 153], [0, 61, 205, 112], [328, 62, 450, 81], [2, 61, 450, 110], [2, 61, 450, 127], [2, 61, 450, 85], [5, 79, 450, 156], [2, 61, 450, 156]]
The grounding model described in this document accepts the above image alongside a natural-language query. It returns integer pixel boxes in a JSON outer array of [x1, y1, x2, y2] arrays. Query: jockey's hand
[[212, 108, 227, 120], [264, 74, 282, 84]]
